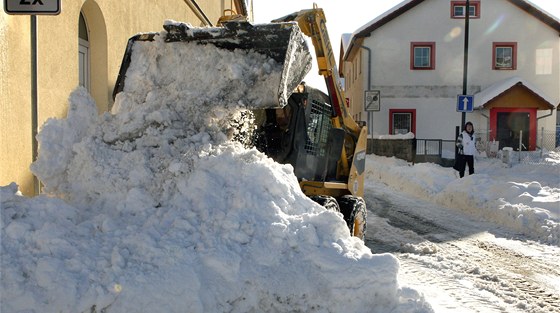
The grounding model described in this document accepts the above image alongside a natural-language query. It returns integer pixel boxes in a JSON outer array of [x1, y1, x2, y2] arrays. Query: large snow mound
[[2, 28, 430, 312]]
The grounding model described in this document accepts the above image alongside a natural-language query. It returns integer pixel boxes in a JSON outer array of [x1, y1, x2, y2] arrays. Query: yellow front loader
[[112, 5, 367, 239], [253, 5, 368, 239]]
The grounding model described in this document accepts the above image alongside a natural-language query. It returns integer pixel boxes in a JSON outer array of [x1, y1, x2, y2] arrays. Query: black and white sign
[[365, 90, 380, 111], [4, 0, 61, 15]]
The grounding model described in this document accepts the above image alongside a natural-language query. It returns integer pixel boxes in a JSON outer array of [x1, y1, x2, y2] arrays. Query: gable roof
[[343, 0, 560, 60], [474, 76, 557, 109]]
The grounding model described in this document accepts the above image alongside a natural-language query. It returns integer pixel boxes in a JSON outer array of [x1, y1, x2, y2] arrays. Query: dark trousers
[[456, 154, 474, 178]]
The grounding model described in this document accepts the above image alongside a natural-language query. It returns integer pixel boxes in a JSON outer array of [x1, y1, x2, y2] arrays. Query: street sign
[[4, 0, 61, 15], [365, 90, 380, 111], [457, 94, 474, 112]]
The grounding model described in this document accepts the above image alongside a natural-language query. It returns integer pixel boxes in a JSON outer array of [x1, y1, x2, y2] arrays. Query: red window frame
[[410, 42, 436, 70], [493, 42, 517, 70], [450, 1, 481, 19], [389, 109, 416, 135]]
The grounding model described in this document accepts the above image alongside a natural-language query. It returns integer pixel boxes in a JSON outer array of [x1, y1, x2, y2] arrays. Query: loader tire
[[309, 195, 340, 213], [337, 195, 367, 240]]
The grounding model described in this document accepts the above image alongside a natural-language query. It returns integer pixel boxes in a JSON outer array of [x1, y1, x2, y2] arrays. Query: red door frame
[[489, 108, 537, 150]]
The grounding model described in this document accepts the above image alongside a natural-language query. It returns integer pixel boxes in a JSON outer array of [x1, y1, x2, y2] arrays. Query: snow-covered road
[[364, 180, 560, 313]]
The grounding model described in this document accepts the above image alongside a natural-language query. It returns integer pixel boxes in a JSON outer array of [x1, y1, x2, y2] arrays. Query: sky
[[1, 19, 559, 311], [253, 0, 560, 91]]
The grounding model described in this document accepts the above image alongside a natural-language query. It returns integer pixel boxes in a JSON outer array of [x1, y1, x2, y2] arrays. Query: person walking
[[455, 121, 476, 178]]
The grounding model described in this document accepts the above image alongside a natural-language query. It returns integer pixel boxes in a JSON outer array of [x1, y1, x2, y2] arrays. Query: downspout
[[358, 45, 372, 140], [31, 16, 39, 194], [183, 0, 213, 26], [536, 109, 554, 120], [358, 45, 371, 90]]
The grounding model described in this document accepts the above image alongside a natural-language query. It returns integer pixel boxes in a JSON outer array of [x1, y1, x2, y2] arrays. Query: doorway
[[497, 112, 529, 150]]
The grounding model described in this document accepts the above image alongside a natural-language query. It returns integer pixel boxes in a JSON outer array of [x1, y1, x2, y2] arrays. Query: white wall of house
[[360, 0, 559, 140]]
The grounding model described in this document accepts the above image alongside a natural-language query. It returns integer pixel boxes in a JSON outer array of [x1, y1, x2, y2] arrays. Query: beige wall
[[1, 0, 240, 196], [343, 42, 365, 124]]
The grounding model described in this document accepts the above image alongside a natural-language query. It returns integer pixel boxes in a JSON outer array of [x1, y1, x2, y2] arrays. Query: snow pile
[[1, 31, 431, 312], [365, 154, 560, 245]]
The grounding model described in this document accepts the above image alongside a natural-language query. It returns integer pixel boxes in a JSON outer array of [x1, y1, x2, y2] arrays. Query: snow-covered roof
[[341, 33, 352, 52], [473, 76, 557, 109], [342, 0, 560, 61]]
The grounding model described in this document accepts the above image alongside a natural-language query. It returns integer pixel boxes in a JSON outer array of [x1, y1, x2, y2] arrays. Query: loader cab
[[253, 85, 345, 183]]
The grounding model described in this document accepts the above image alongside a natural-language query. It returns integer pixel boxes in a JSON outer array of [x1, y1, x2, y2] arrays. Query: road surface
[[364, 181, 560, 313]]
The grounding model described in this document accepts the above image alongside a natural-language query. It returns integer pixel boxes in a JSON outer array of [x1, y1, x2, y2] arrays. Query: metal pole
[[461, 0, 470, 128], [519, 130, 522, 162], [540, 127, 544, 158], [31, 15, 39, 194]]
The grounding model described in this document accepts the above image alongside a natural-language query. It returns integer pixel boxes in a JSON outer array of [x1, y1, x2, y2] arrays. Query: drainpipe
[[358, 45, 371, 90], [359, 45, 372, 139], [536, 109, 554, 120], [31, 15, 39, 195]]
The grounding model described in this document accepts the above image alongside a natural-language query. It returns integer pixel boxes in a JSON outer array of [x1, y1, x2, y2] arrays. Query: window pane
[[393, 113, 411, 134], [454, 6, 464, 17], [453, 4, 477, 17], [414, 47, 430, 68], [496, 47, 512, 68], [79, 13, 88, 41], [79, 51, 86, 87]]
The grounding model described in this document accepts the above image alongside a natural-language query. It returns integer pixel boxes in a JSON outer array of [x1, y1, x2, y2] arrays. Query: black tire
[[337, 195, 367, 240], [309, 195, 340, 213]]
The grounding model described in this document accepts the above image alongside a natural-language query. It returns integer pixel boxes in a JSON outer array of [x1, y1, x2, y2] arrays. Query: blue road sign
[[457, 95, 474, 112]]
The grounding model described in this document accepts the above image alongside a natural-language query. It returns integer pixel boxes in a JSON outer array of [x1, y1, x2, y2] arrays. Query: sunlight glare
[[444, 27, 462, 42], [483, 15, 505, 36]]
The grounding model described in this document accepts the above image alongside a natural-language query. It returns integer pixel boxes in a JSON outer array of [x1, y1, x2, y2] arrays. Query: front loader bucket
[[113, 20, 312, 108]]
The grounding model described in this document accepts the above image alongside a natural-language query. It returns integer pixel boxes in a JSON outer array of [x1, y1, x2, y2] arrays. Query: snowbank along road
[[364, 181, 560, 313]]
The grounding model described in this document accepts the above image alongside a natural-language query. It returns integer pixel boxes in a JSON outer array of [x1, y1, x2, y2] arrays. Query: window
[[79, 12, 90, 91], [493, 42, 517, 70], [451, 1, 480, 18], [410, 42, 435, 70], [389, 109, 416, 135], [359, 53, 362, 74]]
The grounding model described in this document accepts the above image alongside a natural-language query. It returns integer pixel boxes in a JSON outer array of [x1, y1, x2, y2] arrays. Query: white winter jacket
[[457, 130, 476, 156]]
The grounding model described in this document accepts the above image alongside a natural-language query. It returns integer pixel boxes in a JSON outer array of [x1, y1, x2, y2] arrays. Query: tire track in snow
[[364, 182, 560, 313]]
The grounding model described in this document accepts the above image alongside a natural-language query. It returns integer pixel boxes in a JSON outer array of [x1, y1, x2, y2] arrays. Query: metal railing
[[415, 139, 455, 165]]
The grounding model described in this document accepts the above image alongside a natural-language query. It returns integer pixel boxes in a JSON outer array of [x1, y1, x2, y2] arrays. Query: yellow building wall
[[1, 0, 239, 196], [343, 47, 366, 123]]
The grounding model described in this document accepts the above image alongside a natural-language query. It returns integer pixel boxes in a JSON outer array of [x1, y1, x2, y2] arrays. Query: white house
[[341, 0, 560, 151]]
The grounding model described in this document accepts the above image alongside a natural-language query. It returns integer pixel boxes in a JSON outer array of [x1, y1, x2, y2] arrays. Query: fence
[[476, 128, 558, 164], [414, 139, 455, 166]]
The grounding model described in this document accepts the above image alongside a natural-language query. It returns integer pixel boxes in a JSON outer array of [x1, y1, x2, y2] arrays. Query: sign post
[[5, 0, 61, 194], [365, 90, 380, 141]]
